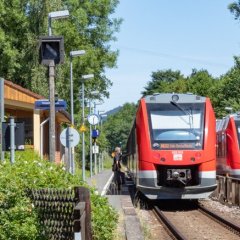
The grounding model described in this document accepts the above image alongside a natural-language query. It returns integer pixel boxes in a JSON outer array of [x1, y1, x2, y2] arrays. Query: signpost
[[92, 145, 99, 154], [35, 99, 67, 111], [87, 114, 100, 126], [60, 127, 80, 174]]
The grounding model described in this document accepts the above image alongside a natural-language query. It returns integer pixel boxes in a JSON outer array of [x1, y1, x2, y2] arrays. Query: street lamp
[[88, 90, 99, 177], [69, 50, 85, 174], [48, 10, 69, 36], [81, 74, 94, 181], [225, 107, 233, 114], [47, 10, 69, 162]]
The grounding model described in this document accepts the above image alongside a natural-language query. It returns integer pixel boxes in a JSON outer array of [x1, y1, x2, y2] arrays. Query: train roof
[[143, 93, 206, 104], [216, 113, 240, 132]]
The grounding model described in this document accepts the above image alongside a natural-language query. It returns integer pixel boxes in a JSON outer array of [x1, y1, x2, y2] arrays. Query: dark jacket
[[112, 153, 122, 171]]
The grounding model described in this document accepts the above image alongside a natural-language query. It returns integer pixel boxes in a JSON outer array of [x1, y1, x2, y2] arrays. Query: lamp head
[[70, 50, 85, 57], [82, 74, 94, 80], [48, 10, 69, 20]]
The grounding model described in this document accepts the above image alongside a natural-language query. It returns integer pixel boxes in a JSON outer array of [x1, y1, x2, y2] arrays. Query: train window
[[222, 117, 230, 130], [234, 120, 240, 149], [147, 103, 205, 150]]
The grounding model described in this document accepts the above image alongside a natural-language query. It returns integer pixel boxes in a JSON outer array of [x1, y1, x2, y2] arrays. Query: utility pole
[[49, 60, 56, 162], [9, 117, 15, 164], [82, 80, 85, 180], [70, 50, 85, 174], [45, 10, 69, 162], [89, 100, 93, 177], [81, 74, 94, 181]]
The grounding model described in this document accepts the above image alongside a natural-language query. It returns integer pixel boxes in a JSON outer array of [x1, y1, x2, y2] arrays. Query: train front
[[136, 93, 217, 199]]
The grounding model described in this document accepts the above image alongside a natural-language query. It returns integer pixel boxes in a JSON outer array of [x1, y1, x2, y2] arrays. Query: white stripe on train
[[138, 170, 216, 179]]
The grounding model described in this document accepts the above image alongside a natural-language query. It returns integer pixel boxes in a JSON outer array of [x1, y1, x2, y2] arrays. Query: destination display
[[160, 143, 195, 149]]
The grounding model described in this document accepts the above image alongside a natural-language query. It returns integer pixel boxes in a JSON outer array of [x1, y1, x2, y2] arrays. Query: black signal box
[[39, 36, 64, 65], [2, 122, 25, 151]]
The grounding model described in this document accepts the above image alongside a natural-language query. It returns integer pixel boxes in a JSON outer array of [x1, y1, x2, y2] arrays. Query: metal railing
[[212, 175, 240, 206]]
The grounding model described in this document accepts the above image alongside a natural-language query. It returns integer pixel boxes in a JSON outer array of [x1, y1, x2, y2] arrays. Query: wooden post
[[74, 202, 86, 240], [74, 187, 92, 240], [49, 60, 56, 162]]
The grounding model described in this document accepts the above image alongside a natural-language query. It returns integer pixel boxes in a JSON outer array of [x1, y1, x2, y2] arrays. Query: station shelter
[[3, 79, 70, 163]]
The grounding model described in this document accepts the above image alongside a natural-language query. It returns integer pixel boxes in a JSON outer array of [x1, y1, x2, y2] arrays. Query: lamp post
[[88, 91, 99, 177], [81, 74, 94, 181], [47, 10, 69, 162], [69, 50, 85, 174]]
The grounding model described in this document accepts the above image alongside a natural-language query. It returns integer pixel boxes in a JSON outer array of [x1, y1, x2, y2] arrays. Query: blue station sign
[[35, 99, 67, 111]]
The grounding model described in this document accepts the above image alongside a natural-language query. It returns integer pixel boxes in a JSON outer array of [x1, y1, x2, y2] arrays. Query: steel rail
[[153, 206, 187, 240], [198, 205, 240, 233]]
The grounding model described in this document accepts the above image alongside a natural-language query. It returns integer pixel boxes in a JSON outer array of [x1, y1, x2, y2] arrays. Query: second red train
[[216, 113, 240, 178]]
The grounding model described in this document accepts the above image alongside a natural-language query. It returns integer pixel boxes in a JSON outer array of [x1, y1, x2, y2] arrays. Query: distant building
[[3, 79, 70, 163]]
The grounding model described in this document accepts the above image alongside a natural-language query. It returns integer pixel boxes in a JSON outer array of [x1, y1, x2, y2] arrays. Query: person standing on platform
[[112, 147, 125, 190]]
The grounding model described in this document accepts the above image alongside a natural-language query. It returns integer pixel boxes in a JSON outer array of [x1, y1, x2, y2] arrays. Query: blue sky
[[101, 0, 240, 112]]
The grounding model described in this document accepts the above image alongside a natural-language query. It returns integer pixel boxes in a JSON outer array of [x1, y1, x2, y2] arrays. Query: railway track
[[152, 202, 240, 240]]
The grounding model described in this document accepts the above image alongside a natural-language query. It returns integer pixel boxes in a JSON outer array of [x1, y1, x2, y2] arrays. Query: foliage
[[212, 57, 240, 117], [229, 1, 240, 20], [0, 0, 122, 112], [142, 69, 185, 96], [103, 153, 114, 169], [103, 103, 137, 152], [91, 194, 118, 240], [186, 69, 217, 98], [0, 150, 117, 240]]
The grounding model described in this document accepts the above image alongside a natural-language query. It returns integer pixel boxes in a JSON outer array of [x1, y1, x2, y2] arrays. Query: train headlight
[[172, 94, 179, 102]]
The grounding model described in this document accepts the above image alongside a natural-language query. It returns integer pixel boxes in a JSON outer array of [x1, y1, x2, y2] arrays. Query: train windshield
[[147, 102, 205, 150], [234, 120, 240, 148]]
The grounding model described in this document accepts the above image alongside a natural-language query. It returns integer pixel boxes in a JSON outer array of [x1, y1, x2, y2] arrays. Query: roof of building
[[4, 79, 70, 122]]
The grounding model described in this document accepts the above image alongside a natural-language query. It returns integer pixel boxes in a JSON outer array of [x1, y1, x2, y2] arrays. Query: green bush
[[0, 150, 117, 240]]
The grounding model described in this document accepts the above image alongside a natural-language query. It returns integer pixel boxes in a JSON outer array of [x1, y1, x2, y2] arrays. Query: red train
[[125, 93, 217, 199], [216, 113, 240, 178]]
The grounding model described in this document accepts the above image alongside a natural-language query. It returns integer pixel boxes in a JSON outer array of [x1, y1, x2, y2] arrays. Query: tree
[[213, 57, 240, 117], [103, 103, 137, 151], [187, 69, 217, 98], [0, 0, 122, 112], [229, 1, 240, 20], [142, 69, 185, 96]]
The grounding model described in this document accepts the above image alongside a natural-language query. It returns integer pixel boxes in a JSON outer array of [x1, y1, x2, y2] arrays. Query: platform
[[86, 169, 144, 240]]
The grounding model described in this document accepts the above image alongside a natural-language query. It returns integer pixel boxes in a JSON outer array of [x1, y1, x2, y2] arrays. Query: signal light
[[39, 36, 64, 65]]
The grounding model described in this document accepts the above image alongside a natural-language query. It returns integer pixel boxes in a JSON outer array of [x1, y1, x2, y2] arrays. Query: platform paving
[[86, 169, 144, 240]]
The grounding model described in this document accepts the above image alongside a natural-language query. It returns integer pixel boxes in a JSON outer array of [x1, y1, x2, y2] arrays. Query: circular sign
[[87, 114, 100, 125], [60, 127, 80, 147]]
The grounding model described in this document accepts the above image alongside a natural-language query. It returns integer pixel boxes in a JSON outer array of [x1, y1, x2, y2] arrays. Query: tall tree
[[229, 1, 240, 20], [103, 103, 137, 151], [0, 0, 122, 112], [213, 57, 240, 117], [187, 69, 217, 98], [142, 69, 185, 96]]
